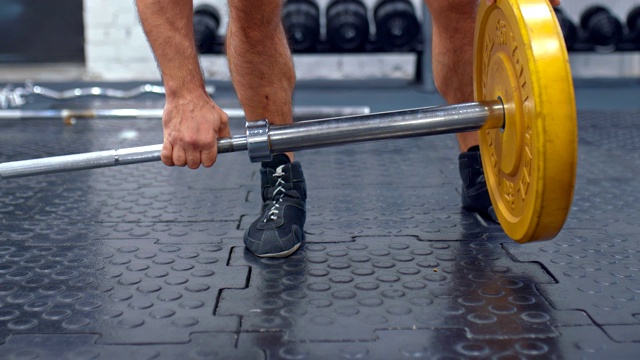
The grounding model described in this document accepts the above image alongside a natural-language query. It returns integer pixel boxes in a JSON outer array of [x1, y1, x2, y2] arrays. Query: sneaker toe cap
[[244, 225, 303, 257]]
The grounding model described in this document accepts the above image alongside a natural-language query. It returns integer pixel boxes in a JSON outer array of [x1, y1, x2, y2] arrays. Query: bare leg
[[424, 0, 479, 152], [226, 0, 295, 160]]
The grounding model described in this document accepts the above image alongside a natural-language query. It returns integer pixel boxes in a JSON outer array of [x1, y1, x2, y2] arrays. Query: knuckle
[[161, 147, 174, 166], [161, 158, 174, 166], [173, 154, 186, 167], [202, 155, 217, 168], [202, 148, 218, 167], [219, 113, 229, 126], [184, 135, 200, 147]]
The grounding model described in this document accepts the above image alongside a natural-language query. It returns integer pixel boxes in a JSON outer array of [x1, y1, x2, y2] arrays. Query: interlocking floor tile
[[0, 240, 247, 344], [505, 229, 640, 328], [220, 237, 589, 342], [0, 221, 242, 245]]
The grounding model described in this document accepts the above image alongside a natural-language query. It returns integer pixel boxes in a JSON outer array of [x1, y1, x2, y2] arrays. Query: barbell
[[0, 106, 371, 124], [0, 0, 577, 244]]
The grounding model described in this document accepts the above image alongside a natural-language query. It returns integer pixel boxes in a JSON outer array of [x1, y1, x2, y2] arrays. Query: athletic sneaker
[[458, 146, 498, 223], [244, 154, 307, 257]]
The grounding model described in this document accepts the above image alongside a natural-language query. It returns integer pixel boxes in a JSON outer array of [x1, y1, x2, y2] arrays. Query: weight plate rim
[[474, 0, 578, 243]]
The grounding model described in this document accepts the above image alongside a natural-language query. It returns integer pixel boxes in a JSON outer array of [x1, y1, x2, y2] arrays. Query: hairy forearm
[[136, 0, 206, 98]]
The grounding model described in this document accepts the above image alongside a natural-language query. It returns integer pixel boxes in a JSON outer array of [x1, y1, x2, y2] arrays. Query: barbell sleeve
[[0, 100, 503, 179], [266, 101, 504, 155]]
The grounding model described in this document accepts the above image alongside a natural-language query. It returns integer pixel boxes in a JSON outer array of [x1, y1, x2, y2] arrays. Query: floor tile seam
[[550, 311, 640, 328], [501, 244, 560, 285], [222, 246, 251, 276], [236, 328, 392, 343], [558, 323, 640, 337], [463, 328, 561, 341], [233, 327, 564, 342], [532, 286, 616, 328], [490, 265, 640, 326], [600, 324, 640, 344], [570, 323, 640, 344]]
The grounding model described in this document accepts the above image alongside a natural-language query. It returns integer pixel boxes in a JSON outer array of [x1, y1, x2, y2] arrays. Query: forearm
[[136, 0, 206, 98]]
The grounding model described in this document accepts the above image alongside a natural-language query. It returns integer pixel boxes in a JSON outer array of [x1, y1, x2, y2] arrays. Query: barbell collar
[[246, 119, 272, 162]]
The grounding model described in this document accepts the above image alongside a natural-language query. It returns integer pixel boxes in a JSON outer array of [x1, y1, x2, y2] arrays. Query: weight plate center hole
[[497, 95, 506, 133]]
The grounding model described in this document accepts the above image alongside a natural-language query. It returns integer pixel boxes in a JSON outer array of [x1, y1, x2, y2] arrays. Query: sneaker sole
[[254, 242, 301, 258]]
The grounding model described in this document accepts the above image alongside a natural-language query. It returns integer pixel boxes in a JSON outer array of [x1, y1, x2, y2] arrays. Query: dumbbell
[[374, 0, 420, 51], [580, 5, 622, 48], [282, 0, 321, 53], [627, 6, 640, 46], [554, 7, 577, 50], [193, 5, 220, 54], [326, 0, 370, 52]]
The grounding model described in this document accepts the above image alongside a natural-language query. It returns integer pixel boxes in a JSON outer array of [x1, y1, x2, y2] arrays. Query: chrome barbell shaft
[[0, 137, 249, 179], [0, 100, 503, 179]]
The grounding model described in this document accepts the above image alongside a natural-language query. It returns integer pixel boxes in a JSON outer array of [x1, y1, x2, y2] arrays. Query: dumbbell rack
[[193, 0, 424, 54], [191, 0, 640, 82], [556, 4, 640, 52]]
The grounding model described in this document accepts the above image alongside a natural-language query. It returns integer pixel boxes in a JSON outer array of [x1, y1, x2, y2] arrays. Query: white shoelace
[[264, 165, 287, 222]]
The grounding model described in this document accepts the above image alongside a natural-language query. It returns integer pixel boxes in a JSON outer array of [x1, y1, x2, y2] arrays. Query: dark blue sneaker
[[244, 154, 307, 257], [459, 146, 498, 223]]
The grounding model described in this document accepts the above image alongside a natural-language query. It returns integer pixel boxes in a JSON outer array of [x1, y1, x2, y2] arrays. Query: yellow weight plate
[[474, 0, 578, 243]]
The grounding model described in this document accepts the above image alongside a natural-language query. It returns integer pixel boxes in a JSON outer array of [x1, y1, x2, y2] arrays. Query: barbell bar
[[0, 0, 578, 245], [0, 100, 504, 179]]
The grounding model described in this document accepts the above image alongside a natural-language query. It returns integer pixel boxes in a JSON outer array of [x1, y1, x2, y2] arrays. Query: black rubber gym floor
[[0, 80, 639, 359]]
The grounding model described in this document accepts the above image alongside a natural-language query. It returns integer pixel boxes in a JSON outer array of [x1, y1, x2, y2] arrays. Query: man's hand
[[136, 0, 230, 169], [161, 91, 231, 169], [487, 0, 561, 5]]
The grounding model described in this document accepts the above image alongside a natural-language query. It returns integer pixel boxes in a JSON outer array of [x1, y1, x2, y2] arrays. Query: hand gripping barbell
[[0, 0, 577, 244]]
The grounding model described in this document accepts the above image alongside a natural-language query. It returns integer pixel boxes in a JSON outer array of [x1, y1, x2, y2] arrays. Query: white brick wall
[[81, 0, 640, 81], [83, 0, 158, 80]]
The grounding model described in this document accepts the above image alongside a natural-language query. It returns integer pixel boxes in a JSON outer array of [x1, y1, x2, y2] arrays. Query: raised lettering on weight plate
[[482, 34, 494, 95], [511, 32, 529, 103], [519, 125, 533, 201], [496, 18, 507, 45], [502, 176, 516, 210]]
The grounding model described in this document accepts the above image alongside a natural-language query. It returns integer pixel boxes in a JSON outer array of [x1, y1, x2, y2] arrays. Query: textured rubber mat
[[0, 91, 639, 358]]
